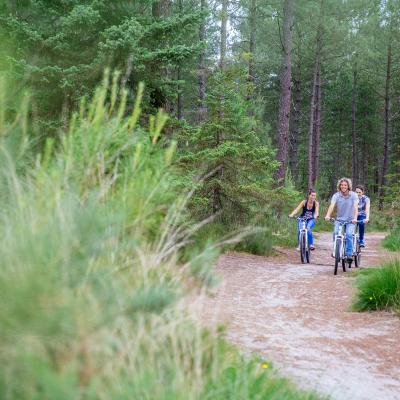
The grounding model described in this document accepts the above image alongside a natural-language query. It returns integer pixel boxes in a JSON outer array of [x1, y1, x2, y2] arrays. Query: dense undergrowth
[[352, 260, 400, 314], [0, 77, 319, 399], [382, 227, 400, 251]]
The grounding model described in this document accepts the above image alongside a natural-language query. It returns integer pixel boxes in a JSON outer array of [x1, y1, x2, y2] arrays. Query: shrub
[[0, 75, 320, 399], [383, 228, 400, 251], [352, 260, 400, 313]]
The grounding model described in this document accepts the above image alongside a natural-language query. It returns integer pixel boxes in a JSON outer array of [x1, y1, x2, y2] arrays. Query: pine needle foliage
[[0, 0, 201, 129], [179, 69, 278, 226], [0, 75, 319, 399]]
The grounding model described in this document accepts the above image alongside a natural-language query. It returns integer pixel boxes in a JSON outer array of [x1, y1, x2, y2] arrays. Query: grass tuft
[[352, 260, 400, 313], [382, 228, 400, 251]]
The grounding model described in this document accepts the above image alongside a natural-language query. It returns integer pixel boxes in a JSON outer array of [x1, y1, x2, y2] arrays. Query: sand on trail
[[199, 232, 400, 400]]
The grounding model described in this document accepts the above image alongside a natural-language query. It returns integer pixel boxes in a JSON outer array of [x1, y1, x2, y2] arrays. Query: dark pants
[[357, 215, 366, 243]]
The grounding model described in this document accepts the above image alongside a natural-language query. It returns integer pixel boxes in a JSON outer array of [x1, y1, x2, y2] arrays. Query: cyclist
[[355, 184, 370, 247], [325, 177, 358, 262], [289, 189, 319, 251]]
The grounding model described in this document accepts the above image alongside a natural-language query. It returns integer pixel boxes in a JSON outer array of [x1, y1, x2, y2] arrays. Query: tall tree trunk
[[308, 58, 317, 190], [379, 42, 392, 209], [374, 157, 380, 194], [289, 75, 301, 180], [177, 68, 183, 120], [361, 134, 366, 184], [247, 0, 256, 105], [176, 0, 183, 120], [312, 52, 321, 185], [151, 0, 172, 111], [308, 50, 321, 188], [331, 151, 338, 195], [197, 0, 207, 122], [275, 0, 293, 182], [219, 0, 228, 72], [212, 0, 228, 214], [352, 64, 357, 183], [307, 7, 322, 189], [152, 1, 161, 16], [289, 29, 302, 181]]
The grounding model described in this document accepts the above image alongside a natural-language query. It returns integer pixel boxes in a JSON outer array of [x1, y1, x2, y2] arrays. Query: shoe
[[359, 242, 365, 248], [310, 245, 315, 251], [296, 246, 300, 251]]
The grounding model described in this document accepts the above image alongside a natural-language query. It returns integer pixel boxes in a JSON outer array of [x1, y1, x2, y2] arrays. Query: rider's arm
[[314, 201, 319, 219], [325, 201, 335, 220], [289, 200, 305, 217], [366, 200, 370, 222], [352, 197, 358, 223]]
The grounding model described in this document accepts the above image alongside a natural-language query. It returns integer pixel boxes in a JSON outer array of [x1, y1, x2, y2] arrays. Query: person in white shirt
[[325, 177, 358, 261]]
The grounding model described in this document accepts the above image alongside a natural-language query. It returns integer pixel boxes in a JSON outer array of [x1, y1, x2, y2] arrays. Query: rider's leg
[[358, 215, 365, 245], [306, 218, 316, 246], [297, 220, 302, 246], [345, 223, 356, 257]]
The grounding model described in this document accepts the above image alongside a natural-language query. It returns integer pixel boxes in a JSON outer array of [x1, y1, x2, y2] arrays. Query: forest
[[0, 0, 399, 398]]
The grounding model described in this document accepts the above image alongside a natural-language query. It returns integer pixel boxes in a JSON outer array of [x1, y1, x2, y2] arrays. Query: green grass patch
[[382, 228, 400, 251], [0, 76, 321, 399], [235, 229, 273, 256], [352, 260, 400, 313]]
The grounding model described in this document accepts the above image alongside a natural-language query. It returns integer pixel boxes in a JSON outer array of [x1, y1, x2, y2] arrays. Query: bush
[[383, 228, 400, 251], [0, 75, 320, 399], [352, 260, 400, 313], [235, 227, 273, 256]]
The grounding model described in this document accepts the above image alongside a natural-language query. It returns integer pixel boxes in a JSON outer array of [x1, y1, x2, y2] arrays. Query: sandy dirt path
[[200, 232, 400, 400]]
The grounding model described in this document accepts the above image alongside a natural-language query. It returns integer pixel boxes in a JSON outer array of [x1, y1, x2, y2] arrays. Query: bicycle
[[290, 216, 311, 264], [352, 220, 364, 268], [330, 218, 355, 275]]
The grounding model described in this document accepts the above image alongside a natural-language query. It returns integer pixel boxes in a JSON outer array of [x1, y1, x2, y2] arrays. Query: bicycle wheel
[[306, 242, 311, 264], [342, 258, 347, 272], [300, 232, 306, 264], [355, 244, 361, 268], [334, 238, 342, 275]]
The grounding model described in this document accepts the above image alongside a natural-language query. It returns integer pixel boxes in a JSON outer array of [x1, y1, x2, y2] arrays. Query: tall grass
[[382, 228, 400, 251], [0, 74, 319, 399], [352, 260, 400, 313]]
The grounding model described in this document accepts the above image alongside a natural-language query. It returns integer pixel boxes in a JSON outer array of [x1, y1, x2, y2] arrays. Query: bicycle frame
[[352, 220, 364, 267], [352, 223, 359, 255], [296, 217, 311, 264], [333, 222, 346, 261], [331, 219, 354, 274], [297, 217, 308, 247]]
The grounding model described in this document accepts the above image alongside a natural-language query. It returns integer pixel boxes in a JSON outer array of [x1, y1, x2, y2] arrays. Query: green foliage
[[381, 158, 400, 248], [0, 76, 318, 399], [179, 68, 278, 225], [201, 340, 321, 400], [235, 227, 273, 256], [383, 229, 400, 251], [176, 67, 304, 253], [0, 0, 200, 129], [352, 261, 400, 313]]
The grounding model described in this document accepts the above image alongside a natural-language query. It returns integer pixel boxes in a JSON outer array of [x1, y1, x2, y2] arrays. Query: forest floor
[[199, 232, 400, 400]]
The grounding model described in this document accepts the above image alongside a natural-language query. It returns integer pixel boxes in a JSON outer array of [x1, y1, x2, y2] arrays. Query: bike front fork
[[353, 234, 358, 254], [333, 235, 344, 257], [299, 229, 308, 246]]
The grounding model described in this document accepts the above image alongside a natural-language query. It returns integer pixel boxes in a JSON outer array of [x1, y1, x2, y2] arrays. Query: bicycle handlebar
[[328, 218, 356, 225], [289, 215, 317, 221]]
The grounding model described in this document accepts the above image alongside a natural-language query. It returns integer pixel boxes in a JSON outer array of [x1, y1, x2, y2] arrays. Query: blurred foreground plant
[[0, 72, 319, 399]]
